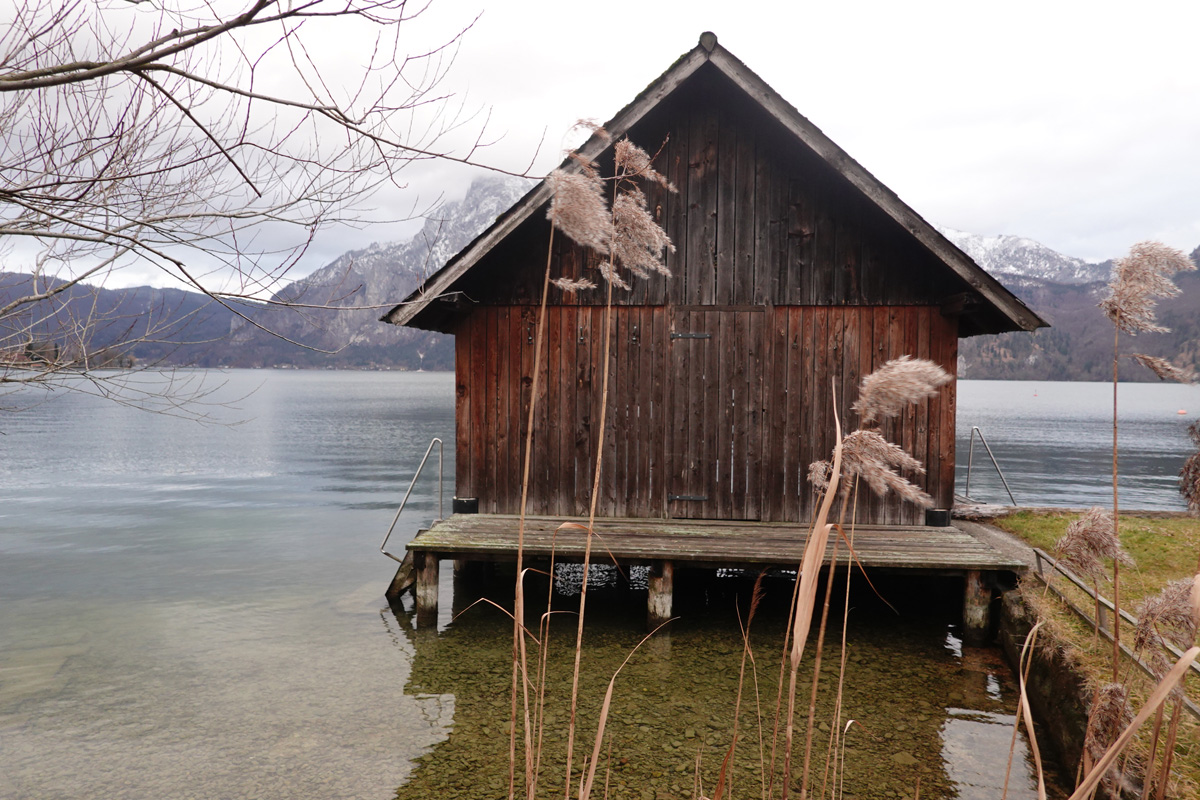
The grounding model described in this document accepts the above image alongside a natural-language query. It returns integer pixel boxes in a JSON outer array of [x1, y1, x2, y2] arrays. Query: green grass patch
[[995, 510, 1200, 604], [990, 510, 1200, 799]]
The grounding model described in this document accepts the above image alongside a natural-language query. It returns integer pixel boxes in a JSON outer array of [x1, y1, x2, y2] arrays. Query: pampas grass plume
[[1130, 353, 1196, 384], [547, 168, 612, 253], [1053, 507, 1132, 583], [1099, 241, 1196, 334], [852, 356, 950, 426], [840, 429, 933, 507]]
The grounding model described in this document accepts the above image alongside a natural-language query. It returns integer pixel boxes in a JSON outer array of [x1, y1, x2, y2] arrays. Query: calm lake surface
[[2, 370, 1191, 799]]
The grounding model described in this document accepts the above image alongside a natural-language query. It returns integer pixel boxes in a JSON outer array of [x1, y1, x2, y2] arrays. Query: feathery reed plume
[[851, 355, 950, 426], [1099, 241, 1196, 334], [1134, 577, 1200, 671], [1100, 243, 1194, 684], [807, 460, 831, 492], [1129, 354, 1197, 384], [548, 133, 676, 799], [552, 277, 598, 293], [1053, 507, 1131, 584], [839, 429, 933, 507], [611, 187, 674, 278], [1083, 682, 1134, 796], [613, 138, 675, 191], [547, 166, 612, 253], [1180, 420, 1200, 515]]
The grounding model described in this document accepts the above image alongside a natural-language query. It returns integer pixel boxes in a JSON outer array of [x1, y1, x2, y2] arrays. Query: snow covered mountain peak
[[937, 226, 1110, 285]]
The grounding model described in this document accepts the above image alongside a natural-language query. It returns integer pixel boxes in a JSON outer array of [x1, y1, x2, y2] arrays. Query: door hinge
[[670, 332, 711, 340]]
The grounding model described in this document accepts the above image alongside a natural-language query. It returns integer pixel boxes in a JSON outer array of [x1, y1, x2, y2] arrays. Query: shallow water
[[2, 371, 1182, 798], [394, 569, 1064, 800]]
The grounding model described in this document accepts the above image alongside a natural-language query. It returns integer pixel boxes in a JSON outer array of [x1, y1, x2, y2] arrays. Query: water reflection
[[388, 570, 1066, 800]]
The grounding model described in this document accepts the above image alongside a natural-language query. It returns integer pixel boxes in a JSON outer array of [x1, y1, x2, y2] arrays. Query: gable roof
[[383, 32, 1046, 336]]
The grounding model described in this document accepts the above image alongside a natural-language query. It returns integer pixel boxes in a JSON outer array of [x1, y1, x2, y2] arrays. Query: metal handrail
[[1030, 547, 1200, 720], [963, 426, 1017, 506], [380, 437, 443, 563]]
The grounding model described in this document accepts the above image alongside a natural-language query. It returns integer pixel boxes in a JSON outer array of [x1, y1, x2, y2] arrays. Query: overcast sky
[[23, 0, 1197, 288], [360, 0, 1198, 271]]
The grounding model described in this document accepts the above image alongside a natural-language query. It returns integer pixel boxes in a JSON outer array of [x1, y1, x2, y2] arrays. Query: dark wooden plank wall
[[460, 82, 955, 312], [453, 304, 956, 525]]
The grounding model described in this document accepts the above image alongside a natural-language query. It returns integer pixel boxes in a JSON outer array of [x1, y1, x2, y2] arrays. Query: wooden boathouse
[[382, 32, 1046, 635]]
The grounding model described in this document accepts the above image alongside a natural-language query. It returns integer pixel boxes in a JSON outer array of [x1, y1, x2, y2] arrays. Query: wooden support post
[[384, 551, 416, 605], [648, 560, 674, 630], [963, 569, 990, 646], [415, 552, 440, 629]]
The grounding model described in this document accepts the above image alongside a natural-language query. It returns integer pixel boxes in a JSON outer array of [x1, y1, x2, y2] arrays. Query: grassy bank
[[992, 510, 1200, 799]]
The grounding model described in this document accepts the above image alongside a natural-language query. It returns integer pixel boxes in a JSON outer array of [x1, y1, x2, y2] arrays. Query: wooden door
[[667, 309, 765, 520]]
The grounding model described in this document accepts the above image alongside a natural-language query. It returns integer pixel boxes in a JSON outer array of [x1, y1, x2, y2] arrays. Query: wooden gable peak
[[383, 32, 1046, 335]]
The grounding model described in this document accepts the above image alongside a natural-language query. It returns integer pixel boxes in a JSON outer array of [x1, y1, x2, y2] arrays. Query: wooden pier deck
[[399, 514, 1025, 640], [406, 514, 1025, 571]]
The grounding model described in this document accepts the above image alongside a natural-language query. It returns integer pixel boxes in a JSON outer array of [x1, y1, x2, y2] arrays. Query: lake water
[[2, 370, 1191, 799], [955, 379, 1200, 510]]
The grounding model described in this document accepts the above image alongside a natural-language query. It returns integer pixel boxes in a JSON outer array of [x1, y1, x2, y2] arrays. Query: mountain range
[[7, 176, 1199, 381]]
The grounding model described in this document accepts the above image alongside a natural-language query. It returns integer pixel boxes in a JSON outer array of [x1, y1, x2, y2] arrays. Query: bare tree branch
[[1, 0, 521, 415]]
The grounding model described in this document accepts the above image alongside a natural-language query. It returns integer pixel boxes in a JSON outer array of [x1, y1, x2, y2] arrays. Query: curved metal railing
[[380, 437, 443, 563], [963, 426, 1017, 506]]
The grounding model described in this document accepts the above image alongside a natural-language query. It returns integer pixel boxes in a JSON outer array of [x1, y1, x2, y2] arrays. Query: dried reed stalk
[[549, 136, 674, 800], [782, 382, 843, 799], [1101, 242, 1195, 685], [506, 223, 557, 800], [1068, 646, 1200, 800], [1003, 621, 1048, 800]]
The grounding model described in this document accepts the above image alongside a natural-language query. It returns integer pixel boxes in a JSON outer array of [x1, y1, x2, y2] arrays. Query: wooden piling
[[647, 560, 674, 630], [415, 552, 440, 629], [384, 551, 416, 605], [963, 569, 990, 645]]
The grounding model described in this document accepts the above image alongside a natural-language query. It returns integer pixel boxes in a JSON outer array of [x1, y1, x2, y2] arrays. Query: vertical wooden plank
[[841, 307, 860, 435], [482, 307, 499, 513], [468, 312, 486, 508], [651, 305, 668, 517], [540, 306, 560, 515], [852, 305, 875, 524], [613, 307, 631, 517], [787, 177, 816, 305], [716, 110, 737, 306], [744, 310, 764, 521], [832, 197, 863, 306], [902, 306, 923, 525], [763, 306, 788, 521], [633, 306, 654, 517], [559, 306, 577, 515], [455, 317, 473, 501], [810, 180, 836, 306], [601, 306, 619, 516], [753, 139, 774, 306], [666, 109, 689, 305], [502, 307, 519, 514], [574, 306, 593, 516], [812, 306, 832, 520], [885, 306, 906, 524], [685, 311, 707, 516], [705, 309, 722, 517], [664, 306, 680, 518], [715, 311, 733, 519], [787, 307, 808, 521], [938, 311, 959, 510], [917, 306, 937, 516], [733, 123, 757, 306], [688, 106, 719, 305]]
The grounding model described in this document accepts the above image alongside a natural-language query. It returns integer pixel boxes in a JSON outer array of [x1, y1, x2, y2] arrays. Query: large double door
[[667, 309, 765, 520]]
